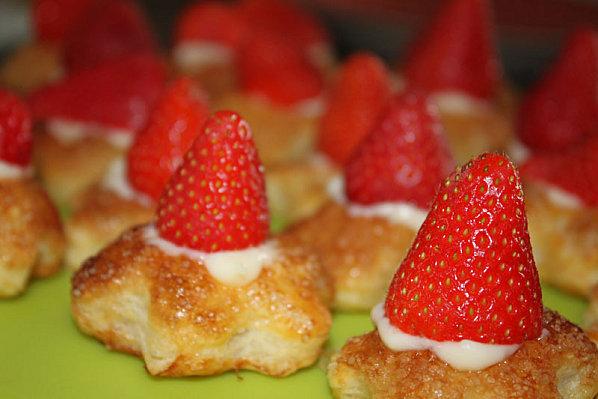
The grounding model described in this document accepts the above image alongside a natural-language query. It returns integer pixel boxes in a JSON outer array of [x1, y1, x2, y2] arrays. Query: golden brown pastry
[[0, 43, 63, 95], [585, 285, 598, 345]]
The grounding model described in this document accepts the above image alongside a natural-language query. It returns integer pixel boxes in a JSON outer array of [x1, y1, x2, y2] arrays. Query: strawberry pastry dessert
[[0, 90, 65, 297], [65, 78, 210, 270], [399, 0, 516, 164], [328, 153, 598, 398], [71, 111, 332, 376], [283, 94, 454, 310]]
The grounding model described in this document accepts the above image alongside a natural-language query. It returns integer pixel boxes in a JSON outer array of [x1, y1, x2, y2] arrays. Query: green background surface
[[0, 269, 587, 399]]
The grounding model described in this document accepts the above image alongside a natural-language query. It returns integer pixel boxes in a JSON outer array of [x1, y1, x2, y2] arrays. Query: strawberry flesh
[[345, 93, 455, 208], [318, 53, 392, 165], [0, 90, 32, 167], [385, 153, 542, 345], [156, 111, 269, 252]]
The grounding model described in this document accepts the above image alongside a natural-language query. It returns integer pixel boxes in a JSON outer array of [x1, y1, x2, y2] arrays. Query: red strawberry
[[127, 78, 210, 202], [403, 0, 500, 99], [318, 53, 392, 165], [0, 90, 32, 167], [238, 32, 323, 106], [29, 54, 167, 132], [64, 0, 157, 73], [345, 93, 455, 208], [156, 111, 269, 252], [174, 1, 248, 51], [518, 28, 598, 151], [385, 153, 542, 345], [521, 136, 598, 207], [32, 0, 95, 43]]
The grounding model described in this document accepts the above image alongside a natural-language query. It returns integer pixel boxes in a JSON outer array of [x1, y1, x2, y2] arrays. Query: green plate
[[0, 269, 587, 399]]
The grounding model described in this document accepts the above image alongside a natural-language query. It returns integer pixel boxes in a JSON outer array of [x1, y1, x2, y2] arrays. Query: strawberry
[[127, 78, 210, 202], [521, 136, 598, 207], [32, 0, 95, 43], [517, 28, 598, 151], [402, 0, 500, 99], [237, 32, 323, 106], [385, 153, 542, 345], [29, 54, 167, 132], [174, 1, 248, 51], [318, 53, 392, 165], [156, 111, 269, 252], [64, 0, 157, 73], [345, 93, 455, 208], [0, 90, 32, 167]]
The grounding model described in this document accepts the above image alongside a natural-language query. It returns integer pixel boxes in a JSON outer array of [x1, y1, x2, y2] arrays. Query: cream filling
[[543, 184, 583, 210], [507, 138, 530, 164], [0, 160, 32, 179], [293, 95, 325, 118], [371, 303, 521, 371], [173, 41, 234, 71], [327, 177, 427, 230], [47, 118, 133, 149], [101, 158, 152, 206], [432, 91, 492, 115], [143, 225, 278, 286]]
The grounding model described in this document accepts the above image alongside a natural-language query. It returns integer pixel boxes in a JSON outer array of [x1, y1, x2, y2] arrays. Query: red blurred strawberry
[[385, 153, 542, 345], [29, 54, 167, 132], [238, 32, 323, 106], [518, 28, 598, 151], [127, 78, 210, 202], [174, 1, 248, 51], [345, 93, 454, 208], [0, 91, 32, 167], [64, 0, 157, 73], [403, 0, 500, 99], [521, 136, 598, 207], [318, 53, 392, 165], [32, 0, 95, 43], [156, 111, 269, 252]]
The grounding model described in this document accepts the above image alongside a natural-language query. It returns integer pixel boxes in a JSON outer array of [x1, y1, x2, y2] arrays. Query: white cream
[[47, 118, 134, 149], [544, 184, 583, 210], [143, 225, 279, 286], [371, 303, 521, 371], [433, 91, 492, 115], [327, 177, 427, 230], [101, 158, 152, 206], [293, 96, 325, 118], [508, 139, 530, 164], [173, 41, 234, 71], [0, 160, 32, 179]]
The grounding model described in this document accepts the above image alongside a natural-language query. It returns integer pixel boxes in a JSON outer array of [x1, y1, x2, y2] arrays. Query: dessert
[[282, 94, 454, 310], [29, 54, 167, 205], [0, 90, 65, 297], [65, 78, 210, 270], [400, 0, 515, 164], [71, 111, 332, 377], [521, 137, 598, 297], [328, 153, 598, 398]]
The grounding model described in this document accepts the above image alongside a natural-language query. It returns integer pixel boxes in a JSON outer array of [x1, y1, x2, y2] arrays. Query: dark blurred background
[[1, 0, 597, 86]]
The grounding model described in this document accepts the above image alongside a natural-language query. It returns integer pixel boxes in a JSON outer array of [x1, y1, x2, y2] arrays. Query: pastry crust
[[328, 309, 598, 399], [213, 93, 318, 167], [33, 127, 125, 206], [583, 285, 598, 346], [71, 226, 333, 377], [0, 43, 63, 95], [281, 202, 417, 310], [174, 60, 237, 100], [524, 181, 598, 297], [65, 186, 155, 270], [0, 178, 65, 297]]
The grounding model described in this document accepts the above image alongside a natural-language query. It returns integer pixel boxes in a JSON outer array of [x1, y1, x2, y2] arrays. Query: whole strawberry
[[385, 153, 542, 344], [518, 28, 598, 151], [156, 111, 269, 252], [32, 0, 95, 43], [0, 90, 32, 167], [345, 93, 454, 208], [318, 53, 392, 165], [127, 78, 210, 202], [403, 0, 500, 99]]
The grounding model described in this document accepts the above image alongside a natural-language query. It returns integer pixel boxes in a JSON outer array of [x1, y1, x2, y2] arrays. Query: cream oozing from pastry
[[173, 41, 234, 71], [294, 96, 325, 118], [507, 138, 530, 164], [101, 158, 153, 206], [543, 184, 583, 210], [432, 91, 492, 115], [371, 303, 521, 370], [143, 225, 279, 286], [47, 118, 133, 149], [327, 177, 427, 230], [0, 160, 33, 179]]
